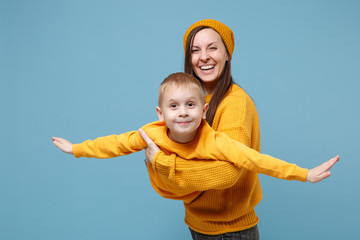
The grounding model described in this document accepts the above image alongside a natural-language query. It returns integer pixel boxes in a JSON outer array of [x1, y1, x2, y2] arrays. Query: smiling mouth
[[176, 121, 192, 124], [200, 65, 215, 70]]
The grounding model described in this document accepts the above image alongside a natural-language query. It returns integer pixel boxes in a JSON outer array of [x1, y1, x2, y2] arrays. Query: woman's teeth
[[200, 65, 215, 70]]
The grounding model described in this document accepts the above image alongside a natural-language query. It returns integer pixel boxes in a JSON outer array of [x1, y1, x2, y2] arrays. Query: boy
[[53, 73, 339, 199]]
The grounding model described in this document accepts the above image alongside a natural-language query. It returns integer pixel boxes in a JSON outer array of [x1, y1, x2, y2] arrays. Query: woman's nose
[[200, 50, 209, 61]]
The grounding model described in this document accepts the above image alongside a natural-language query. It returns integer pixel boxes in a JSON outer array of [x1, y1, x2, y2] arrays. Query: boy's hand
[[307, 155, 340, 183], [52, 137, 74, 155], [139, 128, 160, 164]]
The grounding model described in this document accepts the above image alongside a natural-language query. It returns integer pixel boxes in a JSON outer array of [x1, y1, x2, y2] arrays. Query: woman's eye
[[191, 49, 199, 53]]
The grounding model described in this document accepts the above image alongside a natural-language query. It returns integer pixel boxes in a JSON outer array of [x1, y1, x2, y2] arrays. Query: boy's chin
[[169, 129, 198, 143]]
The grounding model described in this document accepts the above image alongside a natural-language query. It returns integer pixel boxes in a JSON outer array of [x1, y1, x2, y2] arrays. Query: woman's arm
[[139, 129, 241, 191]]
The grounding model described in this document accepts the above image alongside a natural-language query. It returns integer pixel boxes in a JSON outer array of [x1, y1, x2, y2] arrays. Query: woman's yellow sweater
[[152, 84, 297, 235], [72, 85, 308, 235]]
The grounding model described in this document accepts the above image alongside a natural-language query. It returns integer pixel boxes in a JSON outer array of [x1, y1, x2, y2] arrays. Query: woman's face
[[191, 28, 229, 91]]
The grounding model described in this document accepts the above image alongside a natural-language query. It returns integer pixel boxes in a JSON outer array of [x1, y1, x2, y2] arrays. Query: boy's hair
[[158, 72, 205, 106]]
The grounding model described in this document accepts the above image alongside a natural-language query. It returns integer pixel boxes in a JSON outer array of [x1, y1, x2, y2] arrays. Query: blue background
[[1, 0, 359, 239]]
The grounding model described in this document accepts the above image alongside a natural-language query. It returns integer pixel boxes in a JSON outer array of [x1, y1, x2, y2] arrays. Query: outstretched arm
[[306, 155, 340, 183], [52, 137, 74, 155]]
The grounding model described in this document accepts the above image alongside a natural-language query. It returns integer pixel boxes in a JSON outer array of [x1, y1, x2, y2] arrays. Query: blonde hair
[[158, 72, 205, 106]]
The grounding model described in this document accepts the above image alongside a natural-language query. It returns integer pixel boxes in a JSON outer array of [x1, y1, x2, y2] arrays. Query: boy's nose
[[179, 107, 189, 117]]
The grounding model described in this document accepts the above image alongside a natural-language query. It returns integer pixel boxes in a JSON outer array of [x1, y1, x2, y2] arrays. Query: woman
[[142, 19, 262, 239]]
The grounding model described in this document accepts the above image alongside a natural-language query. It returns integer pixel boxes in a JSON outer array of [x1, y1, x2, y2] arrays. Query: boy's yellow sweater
[[73, 120, 307, 183], [73, 104, 308, 233]]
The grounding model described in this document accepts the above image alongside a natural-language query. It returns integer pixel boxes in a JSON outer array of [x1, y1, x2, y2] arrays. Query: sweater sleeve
[[72, 130, 146, 159], [213, 133, 308, 182]]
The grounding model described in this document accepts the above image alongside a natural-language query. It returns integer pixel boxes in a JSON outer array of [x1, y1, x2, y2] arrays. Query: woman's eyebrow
[[192, 41, 217, 48]]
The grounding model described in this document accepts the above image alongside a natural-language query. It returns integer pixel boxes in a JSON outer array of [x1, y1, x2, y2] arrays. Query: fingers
[[321, 155, 340, 172], [52, 136, 64, 143], [139, 129, 161, 164], [52, 137, 62, 146], [53, 140, 61, 147], [52, 136, 65, 148], [314, 171, 331, 183], [138, 129, 154, 145], [307, 155, 339, 183], [330, 155, 340, 165]]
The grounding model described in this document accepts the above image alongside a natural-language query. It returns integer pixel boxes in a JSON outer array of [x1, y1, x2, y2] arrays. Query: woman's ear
[[202, 103, 209, 119], [156, 106, 164, 122]]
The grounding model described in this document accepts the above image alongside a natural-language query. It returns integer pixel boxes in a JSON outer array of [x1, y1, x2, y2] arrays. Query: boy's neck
[[167, 129, 199, 144]]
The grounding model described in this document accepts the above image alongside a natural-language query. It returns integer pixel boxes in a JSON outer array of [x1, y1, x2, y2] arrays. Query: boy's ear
[[156, 106, 164, 122], [202, 103, 209, 119]]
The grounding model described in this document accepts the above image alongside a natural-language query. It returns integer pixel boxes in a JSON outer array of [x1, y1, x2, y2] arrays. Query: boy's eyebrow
[[166, 96, 198, 102], [175, 98, 200, 103]]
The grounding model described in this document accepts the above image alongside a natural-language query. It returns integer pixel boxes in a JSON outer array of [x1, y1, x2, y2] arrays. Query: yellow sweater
[[73, 84, 308, 235], [152, 84, 298, 234], [73, 121, 307, 190]]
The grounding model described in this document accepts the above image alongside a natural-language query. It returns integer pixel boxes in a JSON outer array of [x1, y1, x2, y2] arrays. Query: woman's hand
[[52, 137, 74, 155], [139, 129, 161, 164], [307, 155, 340, 183]]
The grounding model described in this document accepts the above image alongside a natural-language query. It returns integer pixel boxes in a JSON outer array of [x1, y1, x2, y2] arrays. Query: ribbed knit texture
[[183, 19, 235, 59], [72, 84, 309, 235], [187, 84, 263, 234], [153, 84, 304, 235]]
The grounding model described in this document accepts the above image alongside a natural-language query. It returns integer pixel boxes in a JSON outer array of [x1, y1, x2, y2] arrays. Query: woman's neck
[[202, 81, 217, 95]]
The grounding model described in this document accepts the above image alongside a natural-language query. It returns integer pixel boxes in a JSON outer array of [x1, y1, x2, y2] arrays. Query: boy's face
[[156, 85, 208, 143]]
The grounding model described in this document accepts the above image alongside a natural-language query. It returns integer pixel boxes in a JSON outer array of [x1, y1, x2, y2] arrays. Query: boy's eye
[[170, 104, 177, 108], [187, 102, 195, 107]]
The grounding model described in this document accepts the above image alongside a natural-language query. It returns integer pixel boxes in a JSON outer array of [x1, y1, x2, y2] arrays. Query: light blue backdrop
[[1, 0, 359, 239]]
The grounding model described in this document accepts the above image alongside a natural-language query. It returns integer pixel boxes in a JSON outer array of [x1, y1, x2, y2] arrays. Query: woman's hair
[[184, 26, 234, 126]]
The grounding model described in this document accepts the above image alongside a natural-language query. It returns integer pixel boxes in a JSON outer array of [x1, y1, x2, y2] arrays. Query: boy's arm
[[139, 129, 339, 184], [306, 156, 339, 183], [154, 146, 339, 185], [216, 134, 340, 182], [53, 131, 146, 159], [213, 134, 332, 182], [52, 137, 74, 154]]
